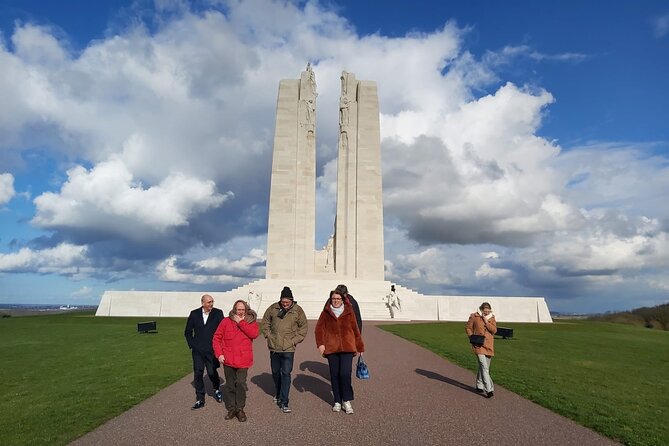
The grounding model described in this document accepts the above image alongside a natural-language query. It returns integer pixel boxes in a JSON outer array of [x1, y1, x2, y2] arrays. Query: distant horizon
[[2, 301, 667, 316]]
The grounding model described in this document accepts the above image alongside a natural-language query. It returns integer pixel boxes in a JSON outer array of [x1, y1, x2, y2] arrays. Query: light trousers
[[476, 354, 494, 393]]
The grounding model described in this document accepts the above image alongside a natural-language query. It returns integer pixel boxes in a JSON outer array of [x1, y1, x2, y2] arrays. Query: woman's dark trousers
[[327, 352, 354, 404]]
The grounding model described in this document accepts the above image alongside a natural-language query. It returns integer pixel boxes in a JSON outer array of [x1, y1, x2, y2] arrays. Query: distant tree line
[[588, 302, 669, 330]]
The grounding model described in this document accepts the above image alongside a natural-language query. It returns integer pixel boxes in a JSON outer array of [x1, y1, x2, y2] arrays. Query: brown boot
[[236, 409, 247, 422], [224, 409, 237, 420]]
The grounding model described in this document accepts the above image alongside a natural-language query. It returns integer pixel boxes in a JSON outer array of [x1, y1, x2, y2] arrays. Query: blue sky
[[0, 0, 667, 312]]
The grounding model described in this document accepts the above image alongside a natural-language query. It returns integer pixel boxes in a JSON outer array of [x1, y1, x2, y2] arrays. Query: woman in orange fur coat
[[315, 289, 365, 414]]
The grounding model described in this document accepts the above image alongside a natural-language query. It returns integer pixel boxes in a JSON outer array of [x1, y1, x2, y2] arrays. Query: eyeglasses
[[331, 297, 343, 301]]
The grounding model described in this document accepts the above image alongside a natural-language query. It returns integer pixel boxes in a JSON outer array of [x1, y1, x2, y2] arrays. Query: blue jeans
[[270, 351, 294, 405]]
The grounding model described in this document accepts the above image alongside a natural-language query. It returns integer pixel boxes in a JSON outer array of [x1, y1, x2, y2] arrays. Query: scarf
[[277, 302, 294, 319], [330, 304, 344, 318]]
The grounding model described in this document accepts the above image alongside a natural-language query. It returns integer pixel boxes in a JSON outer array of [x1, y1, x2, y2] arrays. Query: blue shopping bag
[[356, 354, 370, 380]]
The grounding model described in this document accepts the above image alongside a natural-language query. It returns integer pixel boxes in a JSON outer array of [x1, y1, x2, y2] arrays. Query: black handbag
[[356, 355, 370, 379], [469, 334, 485, 346]]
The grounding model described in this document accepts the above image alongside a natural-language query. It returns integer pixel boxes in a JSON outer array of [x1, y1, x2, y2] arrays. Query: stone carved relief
[[300, 63, 317, 134], [338, 71, 355, 166], [339, 71, 355, 128], [339, 96, 350, 126]]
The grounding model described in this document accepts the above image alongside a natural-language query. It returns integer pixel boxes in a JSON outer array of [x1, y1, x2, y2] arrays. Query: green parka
[[262, 302, 308, 352]]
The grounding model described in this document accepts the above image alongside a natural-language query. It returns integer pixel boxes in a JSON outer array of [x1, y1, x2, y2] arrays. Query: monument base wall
[[96, 279, 552, 323]]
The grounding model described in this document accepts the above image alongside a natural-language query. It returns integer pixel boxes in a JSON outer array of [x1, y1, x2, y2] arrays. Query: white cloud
[[483, 45, 588, 65], [12, 23, 69, 66], [536, 215, 669, 274], [71, 286, 93, 297], [475, 262, 512, 279], [32, 157, 232, 236], [653, 14, 669, 38], [158, 248, 265, 284], [0, 173, 15, 205], [389, 247, 455, 285], [0, 243, 90, 275], [382, 82, 579, 246]]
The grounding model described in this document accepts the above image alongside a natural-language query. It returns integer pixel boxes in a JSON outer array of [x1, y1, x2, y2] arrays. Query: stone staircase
[[224, 278, 400, 320]]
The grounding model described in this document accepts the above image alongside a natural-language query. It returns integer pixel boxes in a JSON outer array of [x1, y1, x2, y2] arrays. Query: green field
[[3, 314, 668, 445], [380, 321, 669, 446], [0, 312, 191, 446]]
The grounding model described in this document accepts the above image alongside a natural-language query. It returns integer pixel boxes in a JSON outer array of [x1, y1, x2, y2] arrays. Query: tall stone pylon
[[334, 71, 385, 280], [265, 65, 317, 279], [265, 67, 384, 280]]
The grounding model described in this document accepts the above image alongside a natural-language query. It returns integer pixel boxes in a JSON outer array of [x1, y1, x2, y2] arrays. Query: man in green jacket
[[262, 286, 307, 413]]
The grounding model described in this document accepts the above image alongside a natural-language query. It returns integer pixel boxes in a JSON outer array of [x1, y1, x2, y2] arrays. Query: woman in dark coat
[[315, 290, 365, 414]]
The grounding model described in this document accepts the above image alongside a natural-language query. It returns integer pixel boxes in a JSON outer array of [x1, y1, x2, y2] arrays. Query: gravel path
[[71, 323, 617, 446]]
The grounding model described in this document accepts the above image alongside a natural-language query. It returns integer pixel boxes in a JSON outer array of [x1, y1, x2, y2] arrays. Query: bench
[[496, 327, 513, 339], [137, 321, 157, 333]]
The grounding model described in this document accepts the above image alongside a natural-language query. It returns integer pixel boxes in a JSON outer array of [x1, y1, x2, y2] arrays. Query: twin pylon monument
[[266, 65, 384, 281], [96, 65, 552, 322]]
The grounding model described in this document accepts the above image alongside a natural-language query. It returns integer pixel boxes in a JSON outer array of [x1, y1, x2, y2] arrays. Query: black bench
[[496, 327, 513, 339], [137, 321, 157, 333]]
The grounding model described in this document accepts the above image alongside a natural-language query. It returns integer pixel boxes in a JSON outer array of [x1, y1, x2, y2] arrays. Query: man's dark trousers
[[184, 306, 224, 402], [270, 351, 294, 405], [192, 349, 221, 401]]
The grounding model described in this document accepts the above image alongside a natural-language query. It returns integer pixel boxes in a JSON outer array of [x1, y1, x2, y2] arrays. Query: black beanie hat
[[280, 286, 294, 300]]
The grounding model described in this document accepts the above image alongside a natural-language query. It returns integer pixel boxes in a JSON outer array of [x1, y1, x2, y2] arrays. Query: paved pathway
[[71, 323, 617, 446]]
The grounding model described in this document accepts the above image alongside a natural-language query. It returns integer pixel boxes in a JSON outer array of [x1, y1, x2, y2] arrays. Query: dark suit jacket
[[346, 294, 363, 333], [184, 307, 224, 355]]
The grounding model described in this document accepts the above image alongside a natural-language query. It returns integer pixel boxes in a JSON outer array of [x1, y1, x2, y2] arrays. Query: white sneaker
[[342, 401, 353, 414], [332, 402, 341, 412]]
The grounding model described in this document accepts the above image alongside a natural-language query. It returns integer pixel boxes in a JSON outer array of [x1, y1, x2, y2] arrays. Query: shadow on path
[[293, 374, 332, 404], [188, 376, 223, 399], [299, 360, 330, 380], [415, 368, 479, 394], [250, 372, 275, 397]]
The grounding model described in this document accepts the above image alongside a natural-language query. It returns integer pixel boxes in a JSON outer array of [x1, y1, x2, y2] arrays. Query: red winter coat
[[315, 300, 364, 355], [212, 309, 260, 369]]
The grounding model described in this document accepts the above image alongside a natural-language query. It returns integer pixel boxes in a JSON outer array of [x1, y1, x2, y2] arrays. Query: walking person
[[335, 284, 362, 333], [262, 286, 308, 413], [212, 300, 259, 422], [184, 294, 224, 409], [465, 302, 497, 398], [315, 290, 365, 414]]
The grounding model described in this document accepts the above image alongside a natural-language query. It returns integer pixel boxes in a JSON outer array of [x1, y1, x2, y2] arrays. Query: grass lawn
[[0, 312, 192, 446], [380, 321, 669, 446]]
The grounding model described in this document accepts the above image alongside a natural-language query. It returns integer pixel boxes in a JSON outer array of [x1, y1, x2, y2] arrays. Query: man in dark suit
[[184, 294, 225, 409]]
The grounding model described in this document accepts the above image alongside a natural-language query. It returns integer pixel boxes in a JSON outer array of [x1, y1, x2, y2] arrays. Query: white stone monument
[[96, 65, 552, 323]]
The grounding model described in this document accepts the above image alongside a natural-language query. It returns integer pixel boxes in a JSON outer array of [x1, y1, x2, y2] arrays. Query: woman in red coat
[[465, 302, 497, 398], [212, 300, 259, 422], [315, 290, 365, 414]]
